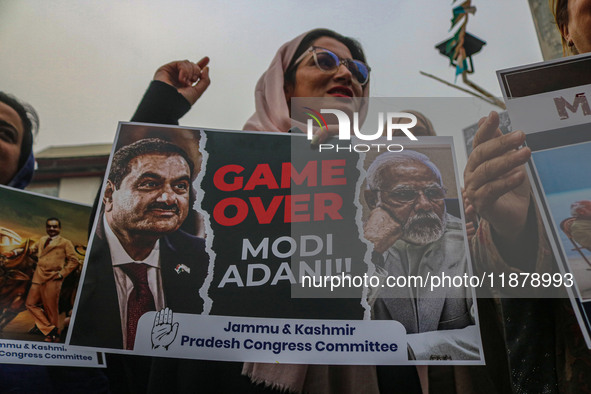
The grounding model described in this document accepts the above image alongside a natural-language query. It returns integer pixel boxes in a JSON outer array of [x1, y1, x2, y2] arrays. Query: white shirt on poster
[[103, 215, 165, 348]]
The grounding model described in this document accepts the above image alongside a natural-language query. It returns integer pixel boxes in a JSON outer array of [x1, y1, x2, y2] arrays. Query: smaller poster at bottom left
[[0, 185, 105, 367]]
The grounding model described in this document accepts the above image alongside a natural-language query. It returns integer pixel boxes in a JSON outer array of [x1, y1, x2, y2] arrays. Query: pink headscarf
[[242, 30, 370, 134], [241, 30, 378, 394], [242, 32, 305, 132]]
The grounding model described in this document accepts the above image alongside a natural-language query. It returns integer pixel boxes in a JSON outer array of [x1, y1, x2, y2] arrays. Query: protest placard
[[0, 185, 104, 366], [67, 123, 483, 364], [498, 53, 591, 348]]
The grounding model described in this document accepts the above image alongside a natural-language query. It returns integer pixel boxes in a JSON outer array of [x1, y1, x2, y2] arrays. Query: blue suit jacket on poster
[[70, 219, 208, 350]]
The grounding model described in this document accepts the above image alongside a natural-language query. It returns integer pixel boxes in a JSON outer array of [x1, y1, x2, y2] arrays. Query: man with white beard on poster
[[364, 150, 479, 360]]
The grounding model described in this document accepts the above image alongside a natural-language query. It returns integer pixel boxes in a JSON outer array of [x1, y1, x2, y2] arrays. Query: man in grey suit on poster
[[364, 150, 479, 360]]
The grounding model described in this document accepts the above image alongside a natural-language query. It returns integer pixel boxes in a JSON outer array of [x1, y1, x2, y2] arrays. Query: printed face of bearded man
[[369, 159, 447, 246]]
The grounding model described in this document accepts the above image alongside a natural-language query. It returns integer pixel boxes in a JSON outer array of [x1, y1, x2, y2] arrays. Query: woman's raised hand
[[154, 57, 211, 105]]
